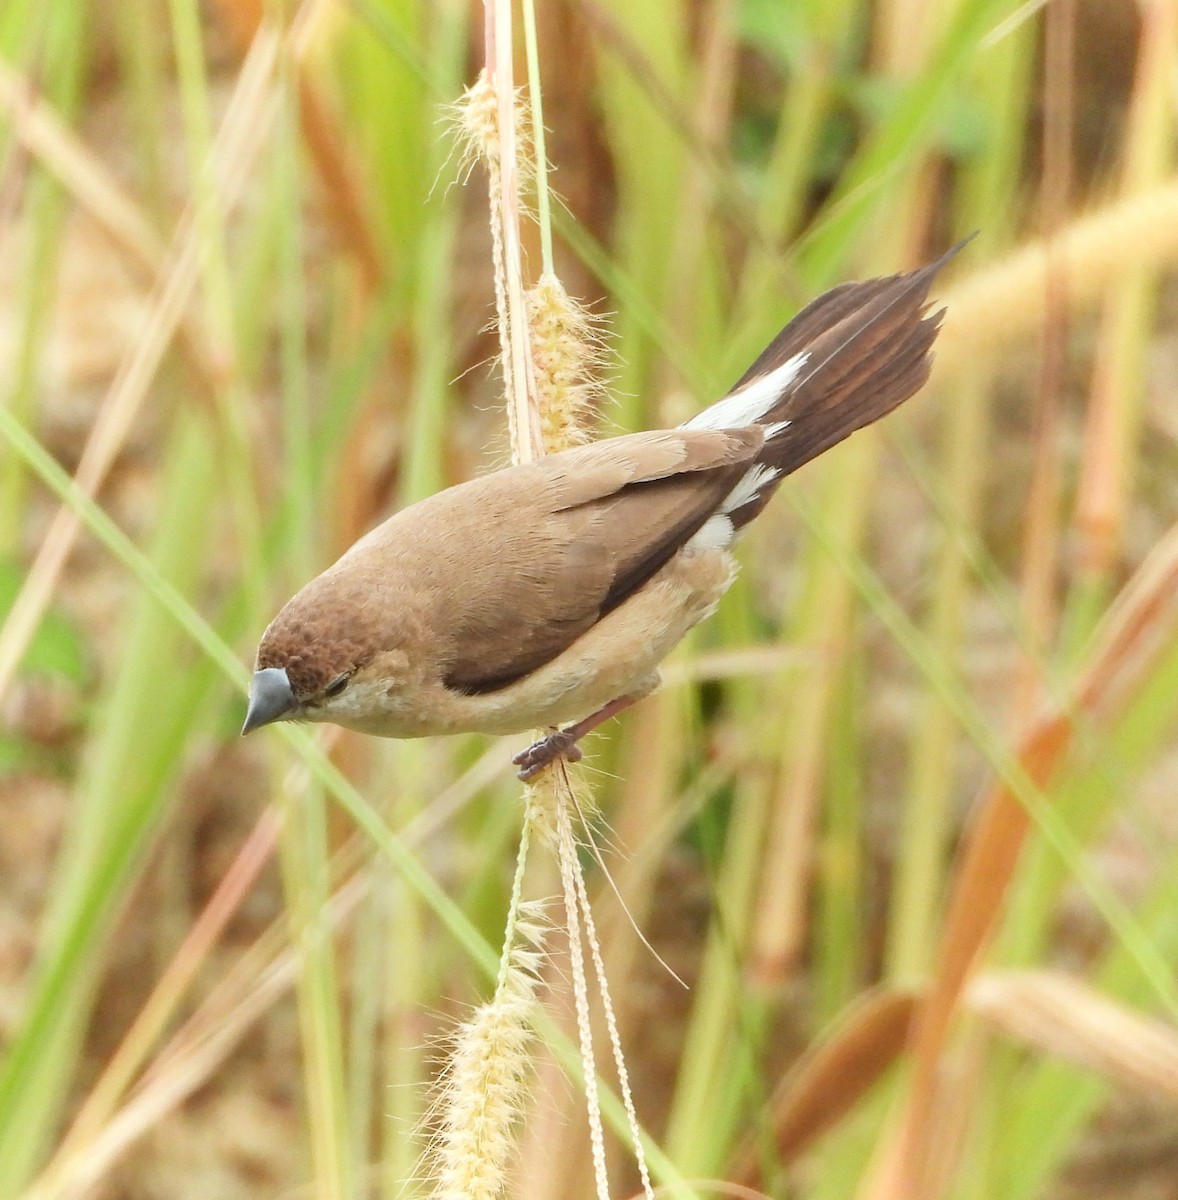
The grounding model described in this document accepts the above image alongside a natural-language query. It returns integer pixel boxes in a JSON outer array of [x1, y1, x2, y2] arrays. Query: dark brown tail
[[720, 239, 967, 529]]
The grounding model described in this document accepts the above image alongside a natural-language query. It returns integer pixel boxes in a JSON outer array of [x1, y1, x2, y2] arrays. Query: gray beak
[[242, 667, 297, 735]]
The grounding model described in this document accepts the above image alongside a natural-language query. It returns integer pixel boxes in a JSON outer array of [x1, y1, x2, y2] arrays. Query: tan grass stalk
[[571, 830, 655, 1199], [0, 56, 216, 395], [452, 64, 540, 464], [730, 988, 919, 1186], [454, 58, 605, 461], [27, 741, 505, 1198], [48, 805, 284, 1154], [1009, 0, 1073, 717], [208, 0, 383, 289], [488, 7, 541, 467], [553, 780, 611, 1200], [26, 864, 360, 1200], [425, 752, 548, 1200], [419, 753, 554, 1200]]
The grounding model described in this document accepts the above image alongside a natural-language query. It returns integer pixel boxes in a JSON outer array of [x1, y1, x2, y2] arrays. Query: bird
[[243, 243, 962, 780]]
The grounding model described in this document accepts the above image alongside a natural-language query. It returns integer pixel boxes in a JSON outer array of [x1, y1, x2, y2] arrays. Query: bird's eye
[[324, 674, 350, 699]]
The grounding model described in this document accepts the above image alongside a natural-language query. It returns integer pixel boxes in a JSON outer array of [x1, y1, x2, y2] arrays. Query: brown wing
[[416, 428, 763, 693]]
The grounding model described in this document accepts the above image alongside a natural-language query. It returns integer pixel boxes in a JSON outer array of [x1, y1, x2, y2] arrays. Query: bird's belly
[[427, 545, 737, 737]]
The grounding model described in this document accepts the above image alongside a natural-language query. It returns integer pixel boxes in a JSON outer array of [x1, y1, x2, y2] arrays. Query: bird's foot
[[513, 728, 584, 781], [511, 691, 653, 781]]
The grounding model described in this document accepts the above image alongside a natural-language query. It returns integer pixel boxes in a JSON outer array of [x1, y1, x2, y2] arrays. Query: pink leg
[[512, 693, 643, 781]]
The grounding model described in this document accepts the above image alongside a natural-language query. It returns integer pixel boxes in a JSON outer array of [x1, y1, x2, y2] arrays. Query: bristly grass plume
[[527, 273, 609, 453], [427, 903, 548, 1200]]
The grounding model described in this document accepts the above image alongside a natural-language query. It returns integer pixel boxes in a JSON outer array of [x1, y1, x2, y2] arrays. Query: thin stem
[[520, 0, 554, 274], [573, 832, 654, 1200], [556, 790, 610, 1200], [487, 0, 539, 463], [495, 808, 534, 1000]]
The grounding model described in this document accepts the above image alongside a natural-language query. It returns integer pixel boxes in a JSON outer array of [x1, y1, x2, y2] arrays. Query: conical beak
[[242, 667, 297, 735]]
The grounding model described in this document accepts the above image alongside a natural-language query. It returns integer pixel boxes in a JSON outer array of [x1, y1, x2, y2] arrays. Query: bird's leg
[[513, 692, 644, 781]]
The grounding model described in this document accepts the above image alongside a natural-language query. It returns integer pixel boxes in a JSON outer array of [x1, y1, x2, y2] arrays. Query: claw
[[513, 728, 583, 781], [510, 691, 650, 780]]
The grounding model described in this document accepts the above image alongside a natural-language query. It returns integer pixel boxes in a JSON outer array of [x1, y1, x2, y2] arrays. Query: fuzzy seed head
[[525, 765, 598, 849], [527, 273, 608, 453], [428, 919, 546, 1200], [449, 70, 533, 186], [450, 71, 500, 177], [430, 1003, 531, 1200]]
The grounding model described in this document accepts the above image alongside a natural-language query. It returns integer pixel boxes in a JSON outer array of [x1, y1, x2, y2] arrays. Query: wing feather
[[395, 428, 763, 693]]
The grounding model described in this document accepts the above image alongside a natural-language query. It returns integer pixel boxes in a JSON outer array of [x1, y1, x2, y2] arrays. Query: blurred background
[[3, 0, 1178, 1197]]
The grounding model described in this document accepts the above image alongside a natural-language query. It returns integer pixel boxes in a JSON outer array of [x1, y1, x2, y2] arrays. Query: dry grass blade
[[0, 57, 165, 273], [729, 988, 919, 1188], [969, 970, 1178, 1100], [41, 808, 283, 1164], [26, 732, 503, 1198], [23, 923, 307, 1200], [0, 0, 332, 707], [876, 516, 1178, 1198], [0, 55, 215, 398], [25, 867, 368, 1200]]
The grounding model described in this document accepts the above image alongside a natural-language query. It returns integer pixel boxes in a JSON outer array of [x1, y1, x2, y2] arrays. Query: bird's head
[[241, 622, 364, 734], [242, 572, 411, 736]]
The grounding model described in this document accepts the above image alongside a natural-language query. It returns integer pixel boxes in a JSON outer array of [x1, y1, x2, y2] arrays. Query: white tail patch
[[684, 350, 808, 434], [688, 512, 735, 552], [686, 463, 782, 553], [720, 463, 780, 515]]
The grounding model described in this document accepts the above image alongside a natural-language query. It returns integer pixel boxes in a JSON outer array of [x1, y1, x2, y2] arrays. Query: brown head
[[241, 564, 414, 736]]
